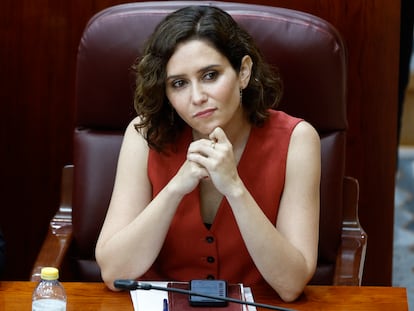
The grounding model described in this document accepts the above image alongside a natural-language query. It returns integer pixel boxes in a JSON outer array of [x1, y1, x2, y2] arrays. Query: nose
[[191, 83, 207, 105]]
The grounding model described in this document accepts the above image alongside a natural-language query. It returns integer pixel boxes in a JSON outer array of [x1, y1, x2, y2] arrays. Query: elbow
[[99, 264, 124, 292], [278, 287, 304, 303], [96, 249, 119, 291], [267, 277, 306, 302], [103, 277, 119, 291], [273, 267, 315, 302], [103, 277, 121, 292], [97, 266, 124, 292], [97, 262, 117, 291], [96, 248, 146, 292]]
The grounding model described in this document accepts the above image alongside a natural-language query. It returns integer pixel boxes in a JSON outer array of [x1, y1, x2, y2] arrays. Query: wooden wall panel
[[1, 0, 74, 280], [0, 0, 131, 280], [0, 0, 399, 285]]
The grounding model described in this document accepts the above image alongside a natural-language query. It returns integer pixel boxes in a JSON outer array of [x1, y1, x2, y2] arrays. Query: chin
[[194, 126, 216, 138]]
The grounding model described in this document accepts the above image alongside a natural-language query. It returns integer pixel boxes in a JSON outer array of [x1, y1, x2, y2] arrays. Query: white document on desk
[[129, 281, 257, 311]]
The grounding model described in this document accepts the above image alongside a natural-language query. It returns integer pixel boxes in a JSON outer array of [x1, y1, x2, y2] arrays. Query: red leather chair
[[31, 1, 367, 286]]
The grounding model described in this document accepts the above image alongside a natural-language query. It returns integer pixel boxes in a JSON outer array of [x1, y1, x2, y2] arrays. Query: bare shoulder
[[109, 116, 151, 212], [116, 116, 150, 176], [125, 116, 146, 135], [123, 117, 148, 147], [291, 121, 320, 148], [291, 120, 320, 144], [287, 120, 321, 167]]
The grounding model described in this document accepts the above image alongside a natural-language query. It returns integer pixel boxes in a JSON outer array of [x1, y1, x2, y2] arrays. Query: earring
[[239, 88, 243, 106]]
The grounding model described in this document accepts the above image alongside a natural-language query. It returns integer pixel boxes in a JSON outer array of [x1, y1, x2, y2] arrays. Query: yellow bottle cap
[[40, 267, 59, 280]]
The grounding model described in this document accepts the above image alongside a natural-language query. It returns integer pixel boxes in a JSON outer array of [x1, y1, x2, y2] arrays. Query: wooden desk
[[0, 281, 408, 310]]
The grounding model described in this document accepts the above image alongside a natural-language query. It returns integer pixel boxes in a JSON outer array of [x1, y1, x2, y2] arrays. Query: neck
[[226, 119, 251, 151]]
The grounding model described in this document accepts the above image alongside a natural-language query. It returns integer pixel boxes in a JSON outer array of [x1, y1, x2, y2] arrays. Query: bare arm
[[230, 122, 320, 301], [95, 118, 207, 290], [188, 121, 320, 301]]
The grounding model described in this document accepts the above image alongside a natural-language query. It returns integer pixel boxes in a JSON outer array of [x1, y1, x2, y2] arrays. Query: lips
[[193, 108, 217, 118]]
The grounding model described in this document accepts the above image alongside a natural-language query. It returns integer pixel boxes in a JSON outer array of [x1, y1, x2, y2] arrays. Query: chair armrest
[[30, 165, 74, 282], [333, 176, 368, 285]]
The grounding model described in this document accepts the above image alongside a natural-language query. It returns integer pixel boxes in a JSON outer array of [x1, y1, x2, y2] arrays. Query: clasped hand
[[174, 127, 240, 196]]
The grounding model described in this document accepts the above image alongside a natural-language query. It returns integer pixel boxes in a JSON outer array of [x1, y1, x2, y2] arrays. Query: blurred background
[[393, 19, 414, 308]]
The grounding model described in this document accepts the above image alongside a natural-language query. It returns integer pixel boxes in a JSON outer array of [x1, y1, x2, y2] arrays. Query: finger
[[210, 139, 216, 150], [187, 151, 210, 165], [188, 139, 215, 156], [209, 127, 228, 144], [187, 159, 209, 179]]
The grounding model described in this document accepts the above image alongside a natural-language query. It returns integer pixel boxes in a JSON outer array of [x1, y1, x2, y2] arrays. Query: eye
[[203, 71, 218, 81], [171, 79, 186, 89]]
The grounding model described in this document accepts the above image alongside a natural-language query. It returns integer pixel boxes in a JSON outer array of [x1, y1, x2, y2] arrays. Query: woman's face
[[165, 39, 252, 137]]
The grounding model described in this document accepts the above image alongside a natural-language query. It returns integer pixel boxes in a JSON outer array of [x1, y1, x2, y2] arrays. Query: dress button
[[207, 256, 215, 263], [207, 275, 215, 280], [206, 236, 214, 243]]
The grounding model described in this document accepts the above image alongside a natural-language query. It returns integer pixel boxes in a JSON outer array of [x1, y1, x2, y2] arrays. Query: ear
[[239, 55, 253, 89]]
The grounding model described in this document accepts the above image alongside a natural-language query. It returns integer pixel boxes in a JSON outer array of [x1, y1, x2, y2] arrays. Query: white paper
[[243, 287, 257, 311], [130, 281, 168, 311], [129, 281, 257, 311]]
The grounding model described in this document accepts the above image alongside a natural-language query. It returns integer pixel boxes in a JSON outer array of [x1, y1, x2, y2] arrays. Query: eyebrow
[[166, 64, 221, 81]]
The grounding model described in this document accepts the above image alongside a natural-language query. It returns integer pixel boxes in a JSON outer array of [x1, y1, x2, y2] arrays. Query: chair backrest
[[72, 1, 347, 284]]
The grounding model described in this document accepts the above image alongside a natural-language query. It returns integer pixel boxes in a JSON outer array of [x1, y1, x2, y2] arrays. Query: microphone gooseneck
[[114, 280, 297, 311]]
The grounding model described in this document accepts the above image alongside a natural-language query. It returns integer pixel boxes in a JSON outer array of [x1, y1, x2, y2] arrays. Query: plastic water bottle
[[32, 267, 67, 311]]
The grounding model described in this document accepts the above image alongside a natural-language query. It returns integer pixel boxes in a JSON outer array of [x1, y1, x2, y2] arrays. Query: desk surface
[[0, 281, 408, 310]]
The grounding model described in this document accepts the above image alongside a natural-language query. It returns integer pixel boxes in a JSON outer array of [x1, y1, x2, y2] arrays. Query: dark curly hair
[[133, 5, 282, 152]]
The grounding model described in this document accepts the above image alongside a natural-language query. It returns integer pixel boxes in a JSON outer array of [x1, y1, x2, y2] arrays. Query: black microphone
[[114, 279, 297, 311]]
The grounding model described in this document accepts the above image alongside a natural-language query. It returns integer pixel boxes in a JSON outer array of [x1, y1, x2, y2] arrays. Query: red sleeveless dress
[[142, 110, 302, 287]]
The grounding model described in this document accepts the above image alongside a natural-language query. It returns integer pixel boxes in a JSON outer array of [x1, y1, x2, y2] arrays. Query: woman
[[95, 5, 320, 302]]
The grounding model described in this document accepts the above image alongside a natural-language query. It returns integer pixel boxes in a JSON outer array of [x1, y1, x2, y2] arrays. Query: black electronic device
[[189, 280, 228, 307]]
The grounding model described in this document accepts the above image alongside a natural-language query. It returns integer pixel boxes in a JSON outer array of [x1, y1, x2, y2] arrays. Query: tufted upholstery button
[[206, 236, 214, 243], [207, 256, 215, 263]]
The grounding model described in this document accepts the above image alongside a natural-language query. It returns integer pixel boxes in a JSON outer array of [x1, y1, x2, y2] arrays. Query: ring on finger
[[210, 140, 216, 149]]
